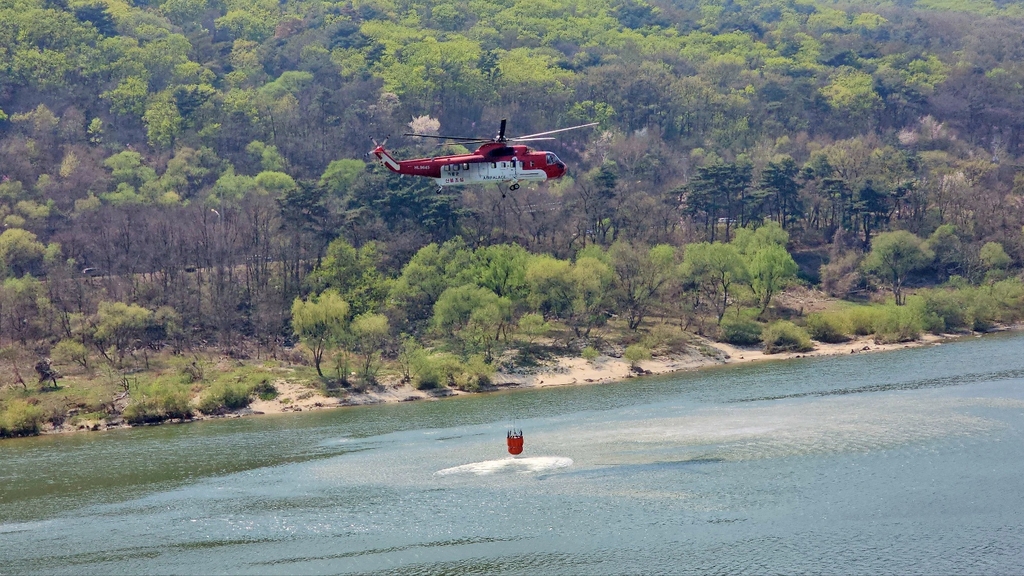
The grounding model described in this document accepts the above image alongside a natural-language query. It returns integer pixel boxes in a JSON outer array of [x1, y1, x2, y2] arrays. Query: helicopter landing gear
[[436, 185, 443, 194], [509, 183, 520, 191]]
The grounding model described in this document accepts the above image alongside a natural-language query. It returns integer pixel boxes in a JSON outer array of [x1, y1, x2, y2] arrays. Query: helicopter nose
[[555, 162, 566, 176]]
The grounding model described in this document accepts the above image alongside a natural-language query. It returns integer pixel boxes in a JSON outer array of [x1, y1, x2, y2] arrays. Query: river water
[[2, 333, 1024, 574]]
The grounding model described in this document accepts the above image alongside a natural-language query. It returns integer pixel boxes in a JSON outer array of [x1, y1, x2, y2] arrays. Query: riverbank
[[6, 328, 979, 436], [195, 331, 957, 417]]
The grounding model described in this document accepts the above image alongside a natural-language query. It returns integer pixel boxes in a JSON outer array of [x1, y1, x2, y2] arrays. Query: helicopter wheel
[[509, 183, 520, 191]]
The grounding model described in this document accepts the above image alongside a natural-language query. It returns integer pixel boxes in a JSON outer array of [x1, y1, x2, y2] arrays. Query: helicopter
[[370, 119, 597, 195]]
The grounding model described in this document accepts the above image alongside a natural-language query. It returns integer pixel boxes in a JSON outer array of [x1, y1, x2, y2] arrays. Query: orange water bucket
[[507, 433, 524, 455]]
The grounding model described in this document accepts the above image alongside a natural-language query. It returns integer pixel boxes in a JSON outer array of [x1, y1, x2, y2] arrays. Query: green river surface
[[2, 332, 1024, 574]]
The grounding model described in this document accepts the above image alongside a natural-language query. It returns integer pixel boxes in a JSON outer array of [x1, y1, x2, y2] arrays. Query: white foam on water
[[435, 456, 574, 476]]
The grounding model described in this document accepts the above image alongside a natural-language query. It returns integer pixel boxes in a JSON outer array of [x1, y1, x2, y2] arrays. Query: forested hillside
[[2, 0, 1024, 433]]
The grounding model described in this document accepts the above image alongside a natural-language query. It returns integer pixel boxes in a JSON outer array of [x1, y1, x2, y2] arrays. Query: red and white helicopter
[[370, 119, 596, 194]]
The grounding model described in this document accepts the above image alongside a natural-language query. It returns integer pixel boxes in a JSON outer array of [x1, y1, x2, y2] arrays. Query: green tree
[[609, 241, 676, 330], [731, 221, 789, 256], [683, 163, 752, 241], [291, 291, 350, 377], [473, 243, 530, 301], [821, 68, 881, 128], [320, 159, 364, 195], [102, 76, 149, 118], [350, 313, 389, 381], [307, 239, 389, 315], [746, 245, 799, 316], [680, 242, 747, 324], [246, 141, 287, 172], [979, 242, 1011, 273], [0, 276, 44, 344], [104, 151, 157, 191], [389, 239, 474, 327], [91, 301, 153, 365], [927, 224, 965, 279], [516, 312, 550, 345], [524, 255, 574, 319], [863, 231, 934, 305], [433, 284, 511, 359], [567, 256, 613, 337], [757, 157, 801, 229], [143, 92, 183, 149], [255, 171, 297, 194], [52, 339, 89, 369], [0, 229, 46, 277]]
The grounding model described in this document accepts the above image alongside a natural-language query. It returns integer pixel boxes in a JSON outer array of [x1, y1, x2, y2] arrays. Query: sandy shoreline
[[244, 331, 954, 416], [33, 330, 972, 435]]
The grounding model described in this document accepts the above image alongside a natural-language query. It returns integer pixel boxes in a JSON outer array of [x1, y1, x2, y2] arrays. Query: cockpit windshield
[[545, 153, 560, 165]]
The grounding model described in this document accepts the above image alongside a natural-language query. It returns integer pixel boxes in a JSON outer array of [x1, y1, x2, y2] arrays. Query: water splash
[[435, 456, 573, 476]]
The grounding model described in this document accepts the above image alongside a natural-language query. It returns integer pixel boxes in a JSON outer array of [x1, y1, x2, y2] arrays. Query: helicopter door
[[484, 161, 501, 181]]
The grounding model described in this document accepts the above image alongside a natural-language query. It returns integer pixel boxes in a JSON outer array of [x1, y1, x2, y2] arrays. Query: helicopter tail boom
[[372, 144, 401, 172]]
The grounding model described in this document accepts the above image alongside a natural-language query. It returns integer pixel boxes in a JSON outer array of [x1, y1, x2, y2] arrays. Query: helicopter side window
[[491, 162, 497, 169], [546, 153, 557, 165], [462, 162, 470, 170]]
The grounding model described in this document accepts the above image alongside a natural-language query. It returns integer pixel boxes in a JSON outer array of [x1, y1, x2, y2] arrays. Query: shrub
[[623, 344, 652, 367], [456, 355, 493, 391], [844, 306, 883, 336], [198, 381, 253, 414], [123, 380, 193, 424], [805, 312, 850, 343], [990, 278, 1024, 324], [581, 346, 599, 362], [959, 279, 1024, 332], [251, 378, 278, 401], [0, 399, 46, 437], [411, 351, 463, 390], [762, 321, 813, 354], [52, 339, 89, 368], [641, 323, 686, 351], [719, 314, 763, 345], [917, 289, 971, 333], [967, 289, 999, 331], [123, 396, 161, 425], [873, 304, 922, 344], [516, 312, 550, 344]]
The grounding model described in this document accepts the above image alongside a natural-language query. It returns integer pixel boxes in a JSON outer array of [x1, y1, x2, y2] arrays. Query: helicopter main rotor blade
[[514, 122, 598, 140], [508, 137, 557, 142], [404, 133, 490, 142]]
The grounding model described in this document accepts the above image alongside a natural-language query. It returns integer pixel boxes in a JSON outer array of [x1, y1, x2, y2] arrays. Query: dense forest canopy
[[0, 0, 1023, 354]]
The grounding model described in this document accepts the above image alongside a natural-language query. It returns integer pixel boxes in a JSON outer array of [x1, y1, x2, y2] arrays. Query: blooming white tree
[[408, 115, 440, 135]]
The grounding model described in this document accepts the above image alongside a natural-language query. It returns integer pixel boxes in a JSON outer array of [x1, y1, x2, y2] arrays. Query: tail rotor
[[366, 134, 390, 157]]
